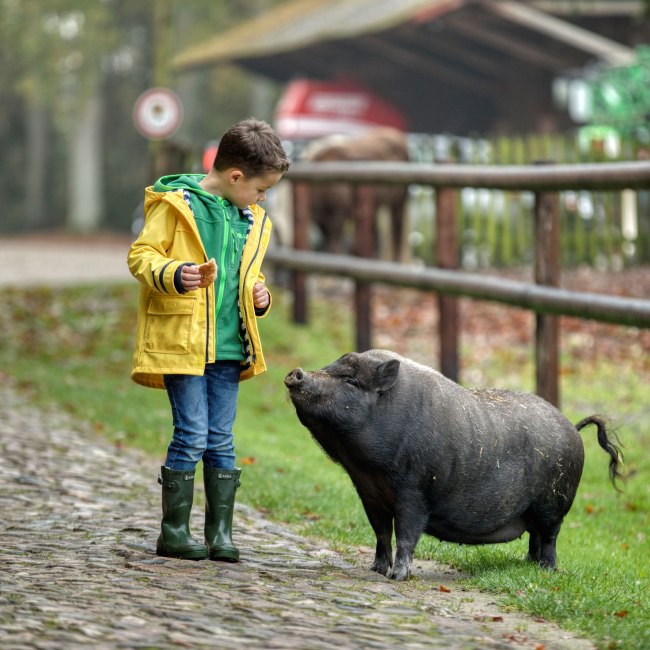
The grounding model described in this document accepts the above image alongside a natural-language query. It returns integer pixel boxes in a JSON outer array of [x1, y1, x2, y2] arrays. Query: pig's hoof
[[389, 566, 410, 581], [371, 560, 391, 576], [539, 560, 557, 571]]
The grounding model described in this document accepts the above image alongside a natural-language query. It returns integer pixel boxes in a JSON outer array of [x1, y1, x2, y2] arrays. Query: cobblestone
[[0, 382, 595, 650]]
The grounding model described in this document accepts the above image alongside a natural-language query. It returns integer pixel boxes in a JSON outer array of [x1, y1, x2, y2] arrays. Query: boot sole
[[208, 550, 239, 562], [156, 546, 208, 561]]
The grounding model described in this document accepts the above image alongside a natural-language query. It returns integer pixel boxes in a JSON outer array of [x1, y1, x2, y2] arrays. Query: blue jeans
[[163, 361, 241, 471]]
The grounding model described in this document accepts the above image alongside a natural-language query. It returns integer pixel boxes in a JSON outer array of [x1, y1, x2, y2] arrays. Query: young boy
[[128, 118, 290, 561]]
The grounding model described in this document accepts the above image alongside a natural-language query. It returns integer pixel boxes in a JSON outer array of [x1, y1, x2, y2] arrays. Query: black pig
[[284, 350, 623, 580]]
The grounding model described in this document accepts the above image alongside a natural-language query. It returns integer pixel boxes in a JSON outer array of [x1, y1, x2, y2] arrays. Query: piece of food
[[197, 258, 217, 287]]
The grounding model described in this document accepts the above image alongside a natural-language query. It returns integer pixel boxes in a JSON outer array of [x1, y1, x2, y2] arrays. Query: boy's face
[[225, 169, 284, 209]]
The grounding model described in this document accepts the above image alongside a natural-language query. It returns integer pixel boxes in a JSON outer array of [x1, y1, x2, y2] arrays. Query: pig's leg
[[391, 501, 428, 581], [527, 519, 560, 569], [537, 523, 560, 569], [362, 502, 393, 576], [527, 528, 542, 563]]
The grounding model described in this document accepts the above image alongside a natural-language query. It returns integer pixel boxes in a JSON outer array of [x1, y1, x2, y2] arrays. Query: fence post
[[435, 185, 459, 382], [354, 185, 375, 351], [292, 182, 310, 324], [534, 182, 560, 407]]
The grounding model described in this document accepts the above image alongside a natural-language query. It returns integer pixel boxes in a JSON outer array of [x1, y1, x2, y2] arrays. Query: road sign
[[133, 87, 183, 140]]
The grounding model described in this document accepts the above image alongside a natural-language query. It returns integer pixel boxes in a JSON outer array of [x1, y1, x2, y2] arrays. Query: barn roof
[[173, 0, 645, 134]]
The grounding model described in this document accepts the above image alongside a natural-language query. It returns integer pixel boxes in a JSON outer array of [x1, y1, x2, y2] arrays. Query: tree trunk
[[25, 99, 48, 229], [67, 90, 104, 233]]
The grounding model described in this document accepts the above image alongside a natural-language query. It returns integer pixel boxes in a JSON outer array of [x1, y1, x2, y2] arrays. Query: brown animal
[[301, 128, 409, 260]]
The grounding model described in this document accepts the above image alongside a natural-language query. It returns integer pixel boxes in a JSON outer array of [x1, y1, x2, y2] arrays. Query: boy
[[128, 118, 290, 561]]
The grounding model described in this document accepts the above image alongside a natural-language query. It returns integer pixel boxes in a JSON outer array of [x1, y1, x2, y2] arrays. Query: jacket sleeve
[[127, 199, 187, 295]]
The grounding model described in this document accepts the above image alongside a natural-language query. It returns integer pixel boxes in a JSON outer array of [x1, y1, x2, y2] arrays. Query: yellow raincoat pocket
[[144, 295, 196, 354]]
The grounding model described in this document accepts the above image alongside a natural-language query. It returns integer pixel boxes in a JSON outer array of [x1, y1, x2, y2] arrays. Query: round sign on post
[[133, 87, 183, 140]]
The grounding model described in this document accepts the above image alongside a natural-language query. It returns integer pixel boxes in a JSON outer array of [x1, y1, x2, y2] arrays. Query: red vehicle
[[274, 78, 406, 139]]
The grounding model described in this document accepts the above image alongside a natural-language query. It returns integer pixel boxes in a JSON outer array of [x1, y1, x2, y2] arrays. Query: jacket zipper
[[241, 213, 267, 363], [212, 210, 232, 358], [205, 285, 211, 362]]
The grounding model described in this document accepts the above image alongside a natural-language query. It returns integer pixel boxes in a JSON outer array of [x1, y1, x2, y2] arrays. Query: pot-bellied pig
[[284, 350, 623, 581]]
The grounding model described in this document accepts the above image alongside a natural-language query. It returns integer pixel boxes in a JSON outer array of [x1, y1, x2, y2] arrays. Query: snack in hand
[[196, 258, 217, 288]]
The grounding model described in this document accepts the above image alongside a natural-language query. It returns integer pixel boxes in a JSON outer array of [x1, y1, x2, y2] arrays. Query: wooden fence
[[267, 160, 650, 407], [404, 132, 650, 268]]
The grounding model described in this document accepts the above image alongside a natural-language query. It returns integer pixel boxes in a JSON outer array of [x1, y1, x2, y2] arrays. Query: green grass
[[0, 282, 648, 649]]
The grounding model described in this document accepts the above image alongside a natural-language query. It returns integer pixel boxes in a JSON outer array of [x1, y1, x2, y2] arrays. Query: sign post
[[133, 87, 183, 141]]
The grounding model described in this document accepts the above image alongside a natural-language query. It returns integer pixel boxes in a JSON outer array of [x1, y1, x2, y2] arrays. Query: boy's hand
[[252, 282, 270, 310], [181, 264, 202, 291]]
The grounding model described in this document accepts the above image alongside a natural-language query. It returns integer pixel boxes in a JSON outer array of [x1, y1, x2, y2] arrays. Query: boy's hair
[[214, 118, 290, 176]]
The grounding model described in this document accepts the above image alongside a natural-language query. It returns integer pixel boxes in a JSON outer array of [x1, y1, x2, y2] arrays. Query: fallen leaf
[[491, 615, 504, 622], [585, 504, 595, 514], [614, 610, 628, 618], [439, 585, 451, 593], [302, 511, 321, 521], [240, 456, 257, 465], [504, 633, 528, 643]]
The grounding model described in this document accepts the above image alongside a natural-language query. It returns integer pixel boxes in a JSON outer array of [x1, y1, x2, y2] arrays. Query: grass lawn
[[0, 281, 647, 649]]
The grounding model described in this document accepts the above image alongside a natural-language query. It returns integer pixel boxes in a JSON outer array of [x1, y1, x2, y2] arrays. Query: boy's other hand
[[252, 282, 270, 310]]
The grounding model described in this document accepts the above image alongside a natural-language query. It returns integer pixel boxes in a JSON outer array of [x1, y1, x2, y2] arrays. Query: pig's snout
[[284, 368, 305, 389]]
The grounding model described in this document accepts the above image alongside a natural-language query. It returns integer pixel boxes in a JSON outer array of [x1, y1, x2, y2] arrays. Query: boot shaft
[[204, 467, 241, 561], [159, 466, 196, 517], [157, 466, 207, 560], [203, 468, 241, 503]]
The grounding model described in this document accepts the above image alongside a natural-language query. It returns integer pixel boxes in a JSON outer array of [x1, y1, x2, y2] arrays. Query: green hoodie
[[154, 174, 251, 361]]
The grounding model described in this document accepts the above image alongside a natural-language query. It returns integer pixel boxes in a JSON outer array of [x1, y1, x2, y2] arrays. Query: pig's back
[[412, 381, 584, 541]]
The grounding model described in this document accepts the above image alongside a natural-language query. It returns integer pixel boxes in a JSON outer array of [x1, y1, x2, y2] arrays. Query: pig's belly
[[424, 518, 527, 545]]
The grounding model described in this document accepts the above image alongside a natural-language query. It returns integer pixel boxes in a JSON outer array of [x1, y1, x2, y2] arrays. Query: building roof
[[173, 0, 645, 134]]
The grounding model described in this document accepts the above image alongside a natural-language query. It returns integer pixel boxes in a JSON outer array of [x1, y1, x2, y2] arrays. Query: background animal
[[285, 350, 623, 581], [300, 127, 409, 260]]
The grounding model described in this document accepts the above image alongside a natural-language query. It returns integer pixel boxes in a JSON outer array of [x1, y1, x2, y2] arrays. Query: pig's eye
[[344, 377, 359, 387]]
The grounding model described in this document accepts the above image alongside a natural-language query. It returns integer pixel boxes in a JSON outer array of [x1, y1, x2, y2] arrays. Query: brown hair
[[213, 118, 290, 176]]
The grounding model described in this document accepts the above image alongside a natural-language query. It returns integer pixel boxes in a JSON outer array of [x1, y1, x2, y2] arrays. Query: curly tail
[[575, 416, 624, 491]]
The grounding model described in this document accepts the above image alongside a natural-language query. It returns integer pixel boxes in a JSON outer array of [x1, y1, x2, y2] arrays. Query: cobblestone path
[[0, 383, 594, 650]]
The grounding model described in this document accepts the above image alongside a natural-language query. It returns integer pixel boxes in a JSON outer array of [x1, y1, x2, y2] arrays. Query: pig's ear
[[375, 359, 400, 392]]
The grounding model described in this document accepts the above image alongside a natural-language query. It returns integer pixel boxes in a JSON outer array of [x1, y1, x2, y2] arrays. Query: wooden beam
[[357, 34, 495, 96], [484, 0, 635, 65], [398, 25, 506, 77], [444, 16, 572, 71], [530, 1, 643, 17]]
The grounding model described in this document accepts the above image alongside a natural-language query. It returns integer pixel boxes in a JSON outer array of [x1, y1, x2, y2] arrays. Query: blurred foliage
[[589, 45, 650, 139], [0, 0, 288, 234]]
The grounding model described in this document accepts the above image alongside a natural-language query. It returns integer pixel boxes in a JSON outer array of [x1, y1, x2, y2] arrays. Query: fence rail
[[265, 247, 650, 328], [286, 160, 650, 190], [271, 160, 650, 407]]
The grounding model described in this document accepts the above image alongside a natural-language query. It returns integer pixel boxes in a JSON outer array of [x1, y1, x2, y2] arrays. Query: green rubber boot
[[156, 466, 208, 560], [204, 467, 241, 562]]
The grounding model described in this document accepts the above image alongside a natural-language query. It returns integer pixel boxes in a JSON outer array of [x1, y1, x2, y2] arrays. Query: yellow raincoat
[[127, 186, 272, 389]]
